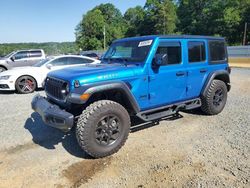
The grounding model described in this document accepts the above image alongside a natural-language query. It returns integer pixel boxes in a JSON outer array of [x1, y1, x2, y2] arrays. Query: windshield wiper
[[103, 57, 112, 64], [111, 58, 129, 66], [103, 57, 129, 66]]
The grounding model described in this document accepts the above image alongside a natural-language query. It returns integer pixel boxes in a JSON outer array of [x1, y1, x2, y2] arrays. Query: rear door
[[28, 50, 43, 66], [49, 57, 69, 71], [67, 57, 94, 67], [148, 39, 187, 109], [186, 40, 209, 98]]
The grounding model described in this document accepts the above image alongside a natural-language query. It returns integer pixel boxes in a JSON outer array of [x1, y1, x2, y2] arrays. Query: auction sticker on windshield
[[138, 40, 153, 47]]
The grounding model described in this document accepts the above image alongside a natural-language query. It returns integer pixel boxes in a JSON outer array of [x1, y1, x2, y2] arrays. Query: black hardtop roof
[[115, 35, 225, 42], [158, 35, 225, 40]]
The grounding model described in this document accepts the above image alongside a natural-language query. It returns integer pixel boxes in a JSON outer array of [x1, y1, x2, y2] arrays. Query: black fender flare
[[201, 70, 231, 97], [67, 81, 140, 113]]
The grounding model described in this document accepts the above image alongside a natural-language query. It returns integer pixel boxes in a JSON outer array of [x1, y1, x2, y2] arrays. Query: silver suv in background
[[0, 49, 46, 72]]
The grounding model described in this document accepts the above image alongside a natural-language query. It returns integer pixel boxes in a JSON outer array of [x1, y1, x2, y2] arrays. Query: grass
[[229, 57, 250, 68]]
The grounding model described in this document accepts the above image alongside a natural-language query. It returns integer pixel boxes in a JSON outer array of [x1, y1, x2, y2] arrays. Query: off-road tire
[[201, 80, 227, 115], [76, 100, 131, 158], [15, 76, 37, 94]]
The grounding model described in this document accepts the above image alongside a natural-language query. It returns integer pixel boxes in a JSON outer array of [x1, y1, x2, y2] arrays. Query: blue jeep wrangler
[[32, 35, 231, 158]]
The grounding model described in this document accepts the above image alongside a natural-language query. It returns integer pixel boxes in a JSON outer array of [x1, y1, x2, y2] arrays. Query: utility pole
[[164, 13, 166, 35], [103, 25, 106, 50], [243, 22, 247, 46]]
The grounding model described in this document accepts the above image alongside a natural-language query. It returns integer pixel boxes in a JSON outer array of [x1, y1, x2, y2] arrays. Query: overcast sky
[[0, 0, 146, 43]]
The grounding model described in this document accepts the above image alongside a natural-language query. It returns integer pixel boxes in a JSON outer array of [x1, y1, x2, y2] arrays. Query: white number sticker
[[138, 40, 153, 47]]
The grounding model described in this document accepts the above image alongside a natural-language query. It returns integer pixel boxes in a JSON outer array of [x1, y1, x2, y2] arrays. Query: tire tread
[[76, 100, 130, 158]]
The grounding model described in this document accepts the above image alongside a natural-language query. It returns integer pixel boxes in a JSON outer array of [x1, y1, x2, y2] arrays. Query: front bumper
[[31, 94, 74, 132], [0, 80, 15, 90]]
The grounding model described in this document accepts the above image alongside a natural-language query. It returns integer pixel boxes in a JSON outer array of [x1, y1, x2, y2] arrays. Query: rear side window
[[209, 41, 226, 62], [50, 57, 68, 66], [188, 41, 206, 63], [68, 57, 93, 65], [30, 50, 42, 58], [156, 42, 182, 65]]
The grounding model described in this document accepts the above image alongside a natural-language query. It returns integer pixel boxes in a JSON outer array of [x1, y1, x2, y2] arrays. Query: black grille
[[45, 77, 66, 100]]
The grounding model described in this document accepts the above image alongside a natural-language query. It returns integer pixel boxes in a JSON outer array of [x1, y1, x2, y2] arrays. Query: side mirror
[[10, 56, 15, 62], [46, 63, 53, 69], [154, 54, 168, 67]]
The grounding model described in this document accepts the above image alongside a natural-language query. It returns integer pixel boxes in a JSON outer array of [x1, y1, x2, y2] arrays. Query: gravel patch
[[0, 68, 249, 188]]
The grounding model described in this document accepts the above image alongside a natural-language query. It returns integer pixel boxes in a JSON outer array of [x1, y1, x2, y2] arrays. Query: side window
[[188, 41, 206, 63], [14, 51, 28, 60], [68, 57, 93, 65], [209, 41, 226, 62], [156, 42, 182, 65], [29, 50, 42, 58], [50, 57, 68, 66]]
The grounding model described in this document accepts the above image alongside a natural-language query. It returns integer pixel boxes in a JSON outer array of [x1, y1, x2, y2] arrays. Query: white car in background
[[0, 55, 100, 94]]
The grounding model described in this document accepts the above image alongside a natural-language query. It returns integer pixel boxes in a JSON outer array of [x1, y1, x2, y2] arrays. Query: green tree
[[177, 0, 250, 44], [75, 3, 126, 51], [142, 0, 177, 35], [75, 9, 105, 50], [124, 6, 145, 36]]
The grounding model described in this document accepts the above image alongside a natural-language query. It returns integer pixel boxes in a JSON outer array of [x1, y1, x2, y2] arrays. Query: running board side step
[[136, 98, 201, 121]]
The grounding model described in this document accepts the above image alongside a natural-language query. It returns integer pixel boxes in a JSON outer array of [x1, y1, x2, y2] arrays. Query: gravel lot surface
[[0, 68, 249, 188]]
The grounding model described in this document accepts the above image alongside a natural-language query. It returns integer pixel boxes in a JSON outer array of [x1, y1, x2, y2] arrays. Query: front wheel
[[201, 80, 228, 115], [15, 76, 37, 94], [76, 100, 131, 158]]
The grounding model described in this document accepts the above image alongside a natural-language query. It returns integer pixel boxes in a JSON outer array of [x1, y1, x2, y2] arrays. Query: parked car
[[0, 49, 46, 72], [0, 55, 100, 94], [81, 52, 100, 59], [32, 35, 231, 158]]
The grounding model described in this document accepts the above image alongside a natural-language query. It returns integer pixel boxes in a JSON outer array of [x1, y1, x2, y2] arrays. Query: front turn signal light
[[80, 93, 90, 101]]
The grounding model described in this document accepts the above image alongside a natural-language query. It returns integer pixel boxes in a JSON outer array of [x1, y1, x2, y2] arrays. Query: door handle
[[176, 71, 186, 76], [200, 68, 207, 73]]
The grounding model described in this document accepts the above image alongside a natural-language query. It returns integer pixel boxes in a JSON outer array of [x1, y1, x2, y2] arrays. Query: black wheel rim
[[95, 115, 121, 146], [18, 77, 35, 93], [213, 88, 224, 107]]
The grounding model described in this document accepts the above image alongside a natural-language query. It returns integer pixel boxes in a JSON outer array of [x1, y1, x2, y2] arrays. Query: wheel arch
[[201, 70, 230, 97], [0, 65, 7, 71], [70, 81, 140, 114]]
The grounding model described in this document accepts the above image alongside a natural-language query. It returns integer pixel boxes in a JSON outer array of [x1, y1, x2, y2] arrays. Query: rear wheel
[[0, 67, 7, 73], [201, 80, 227, 115], [15, 76, 37, 94], [76, 100, 131, 158]]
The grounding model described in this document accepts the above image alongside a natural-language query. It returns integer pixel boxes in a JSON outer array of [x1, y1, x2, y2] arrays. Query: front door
[[148, 39, 187, 109], [10, 51, 30, 67]]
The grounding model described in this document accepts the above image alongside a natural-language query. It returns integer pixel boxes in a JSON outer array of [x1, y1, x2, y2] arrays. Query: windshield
[[103, 39, 153, 64], [33, 58, 51, 67], [4, 52, 16, 58]]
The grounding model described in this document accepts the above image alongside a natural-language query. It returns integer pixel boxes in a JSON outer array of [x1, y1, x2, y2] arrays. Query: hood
[[47, 63, 142, 86], [0, 57, 7, 62], [0, 66, 41, 76]]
